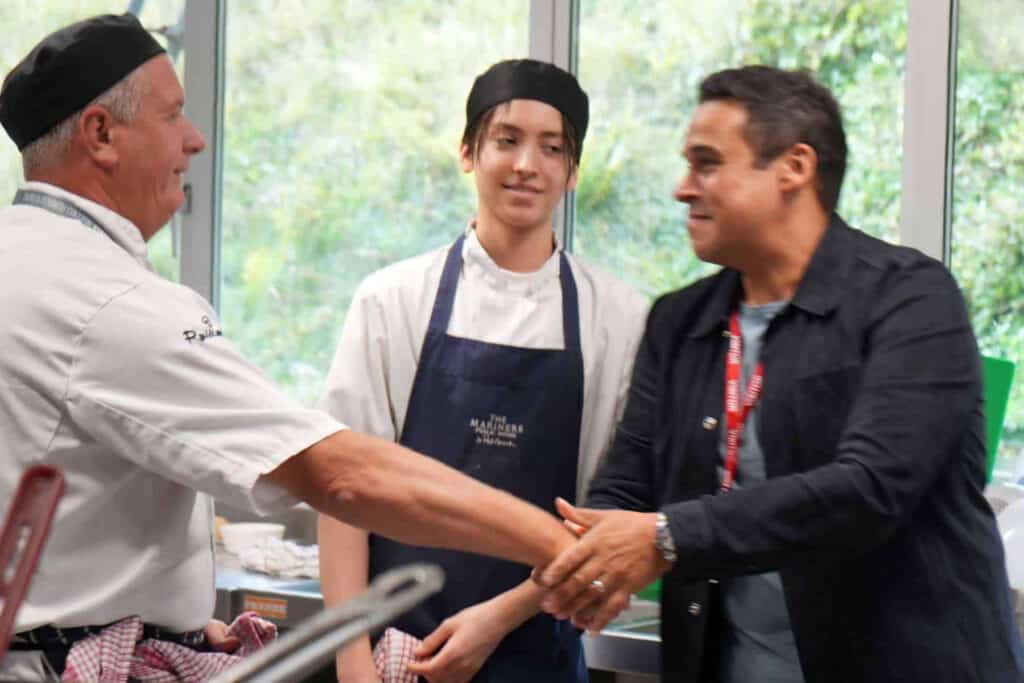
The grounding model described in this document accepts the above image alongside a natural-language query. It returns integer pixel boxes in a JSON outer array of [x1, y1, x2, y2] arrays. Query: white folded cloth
[[237, 536, 318, 579]]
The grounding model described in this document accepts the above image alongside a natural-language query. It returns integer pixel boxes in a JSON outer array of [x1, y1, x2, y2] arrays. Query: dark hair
[[460, 102, 581, 177], [699, 65, 847, 213]]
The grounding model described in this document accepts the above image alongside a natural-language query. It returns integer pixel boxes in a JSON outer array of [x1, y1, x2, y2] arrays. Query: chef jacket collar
[[462, 220, 562, 299], [21, 181, 155, 272]]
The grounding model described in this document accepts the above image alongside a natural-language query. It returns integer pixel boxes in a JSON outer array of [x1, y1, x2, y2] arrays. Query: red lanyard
[[721, 311, 764, 492]]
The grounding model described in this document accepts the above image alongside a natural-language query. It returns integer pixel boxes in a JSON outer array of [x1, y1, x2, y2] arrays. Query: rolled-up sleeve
[[66, 280, 345, 515]]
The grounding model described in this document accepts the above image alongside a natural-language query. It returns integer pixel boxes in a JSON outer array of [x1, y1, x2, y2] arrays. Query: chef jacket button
[[702, 416, 718, 430], [688, 602, 702, 616]]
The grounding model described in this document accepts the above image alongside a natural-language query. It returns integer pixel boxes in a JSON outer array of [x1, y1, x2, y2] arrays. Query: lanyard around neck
[[721, 310, 765, 492], [13, 189, 104, 233]]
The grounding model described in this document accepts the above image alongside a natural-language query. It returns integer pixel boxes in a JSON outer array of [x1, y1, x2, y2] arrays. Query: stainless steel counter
[[214, 551, 660, 678], [583, 601, 659, 677]]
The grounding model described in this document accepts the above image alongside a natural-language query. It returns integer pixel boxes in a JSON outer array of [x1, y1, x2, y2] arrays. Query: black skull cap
[[0, 13, 165, 150], [465, 59, 589, 161]]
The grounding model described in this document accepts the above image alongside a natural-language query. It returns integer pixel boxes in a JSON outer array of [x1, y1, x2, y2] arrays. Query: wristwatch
[[654, 512, 677, 564]]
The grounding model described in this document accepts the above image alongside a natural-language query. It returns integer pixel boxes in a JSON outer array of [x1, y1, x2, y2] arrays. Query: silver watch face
[[655, 514, 676, 561]]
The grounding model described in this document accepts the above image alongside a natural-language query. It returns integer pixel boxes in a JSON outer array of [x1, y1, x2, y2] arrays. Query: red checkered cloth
[[61, 612, 276, 682], [372, 627, 422, 683]]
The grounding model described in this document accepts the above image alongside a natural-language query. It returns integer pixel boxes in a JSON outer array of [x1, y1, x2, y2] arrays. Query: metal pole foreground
[[210, 563, 444, 683]]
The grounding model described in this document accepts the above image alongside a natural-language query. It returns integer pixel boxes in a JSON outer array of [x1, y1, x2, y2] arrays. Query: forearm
[[318, 514, 377, 682], [485, 579, 547, 634], [268, 429, 574, 568]]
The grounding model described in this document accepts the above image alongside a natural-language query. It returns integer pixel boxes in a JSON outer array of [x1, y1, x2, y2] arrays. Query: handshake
[[530, 497, 674, 633], [385, 497, 674, 683]]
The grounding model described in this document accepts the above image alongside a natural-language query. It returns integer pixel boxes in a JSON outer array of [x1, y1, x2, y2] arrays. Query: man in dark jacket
[[537, 65, 1024, 682]]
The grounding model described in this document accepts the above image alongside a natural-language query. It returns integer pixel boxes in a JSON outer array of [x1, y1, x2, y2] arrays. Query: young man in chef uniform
[[319, 59, 648, 683]]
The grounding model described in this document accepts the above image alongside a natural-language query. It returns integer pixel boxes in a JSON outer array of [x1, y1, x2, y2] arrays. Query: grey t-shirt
[[716, 300, 804, 683]]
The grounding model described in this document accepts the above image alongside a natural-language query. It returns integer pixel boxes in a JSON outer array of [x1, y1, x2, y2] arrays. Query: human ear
[[78, 105, 118, 168], [778, 142, 817, 193], [459, 143, 474, 174]]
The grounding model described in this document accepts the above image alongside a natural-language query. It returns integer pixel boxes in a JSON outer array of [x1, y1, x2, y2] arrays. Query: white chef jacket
[[0, 183, 344, 639], [319, 227, 648, 499]]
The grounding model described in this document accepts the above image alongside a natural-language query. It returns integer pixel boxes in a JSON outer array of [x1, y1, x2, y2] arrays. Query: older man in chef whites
[[0, 14, 579, 681]]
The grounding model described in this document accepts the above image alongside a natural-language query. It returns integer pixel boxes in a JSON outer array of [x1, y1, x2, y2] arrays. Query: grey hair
[[21, 66, 148, 177]]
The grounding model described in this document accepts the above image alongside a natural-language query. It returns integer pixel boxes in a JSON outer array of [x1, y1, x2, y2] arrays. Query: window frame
[[179, 0, 956, 294]]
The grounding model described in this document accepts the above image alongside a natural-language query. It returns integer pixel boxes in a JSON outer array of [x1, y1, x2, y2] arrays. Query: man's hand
[[204, 619, 241, 653], [406, 601, 508, 683], [536, 498, 672, 632]]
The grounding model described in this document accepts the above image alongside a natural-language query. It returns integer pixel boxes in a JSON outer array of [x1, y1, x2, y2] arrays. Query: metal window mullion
[[900, 0, 957, 263], [179, 0, 225, 309], [529, 0, 580, 250]]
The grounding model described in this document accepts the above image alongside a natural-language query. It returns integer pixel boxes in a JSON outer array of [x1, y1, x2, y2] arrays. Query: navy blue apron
[[369, 234, 588, 683]]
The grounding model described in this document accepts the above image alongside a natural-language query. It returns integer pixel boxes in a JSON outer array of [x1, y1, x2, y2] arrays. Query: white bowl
[[220, 522, 285, 555]]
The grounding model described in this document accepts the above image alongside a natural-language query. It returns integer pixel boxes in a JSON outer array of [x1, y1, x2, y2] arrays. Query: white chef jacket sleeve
[[615, 290, 649, 425], [572, 259, 651, 500], [319, 276, 399, 440], [65, 279, 345, 515]]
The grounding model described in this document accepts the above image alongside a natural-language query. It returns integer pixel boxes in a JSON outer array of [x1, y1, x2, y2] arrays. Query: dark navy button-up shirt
[[587, 214, 1024, 682]]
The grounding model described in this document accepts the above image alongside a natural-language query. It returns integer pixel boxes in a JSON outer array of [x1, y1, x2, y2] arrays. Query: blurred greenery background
[[1, 0, 1021, 479]]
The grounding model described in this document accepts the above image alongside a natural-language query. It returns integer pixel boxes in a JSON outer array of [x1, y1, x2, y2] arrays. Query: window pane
[[220, 2, 527, 405], [950, 0, 1024, 482], [575, 0, 906, 298], [0, 1, 186, 282]]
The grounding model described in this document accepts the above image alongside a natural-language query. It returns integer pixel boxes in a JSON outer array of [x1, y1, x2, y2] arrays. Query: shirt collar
[[788, 212, 853, 317], [461, 220, 561, 298], [21, 181, 155, 272], [690, 213, 852, 338]]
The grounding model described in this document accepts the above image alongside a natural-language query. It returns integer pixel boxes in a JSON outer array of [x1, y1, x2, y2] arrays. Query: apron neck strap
[[557, 250, 580, 351], [428, 234, 466, 335]]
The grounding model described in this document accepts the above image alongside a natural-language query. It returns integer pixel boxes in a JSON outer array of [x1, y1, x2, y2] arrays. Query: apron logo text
[[470, 413, 524, 449]]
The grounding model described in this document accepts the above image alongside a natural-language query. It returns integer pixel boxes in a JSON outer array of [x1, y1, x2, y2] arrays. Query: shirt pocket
[[791, 364, 862, 470]]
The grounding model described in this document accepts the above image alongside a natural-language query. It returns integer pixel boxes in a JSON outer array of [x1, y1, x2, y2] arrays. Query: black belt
[[10, 622, 207, 650]]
